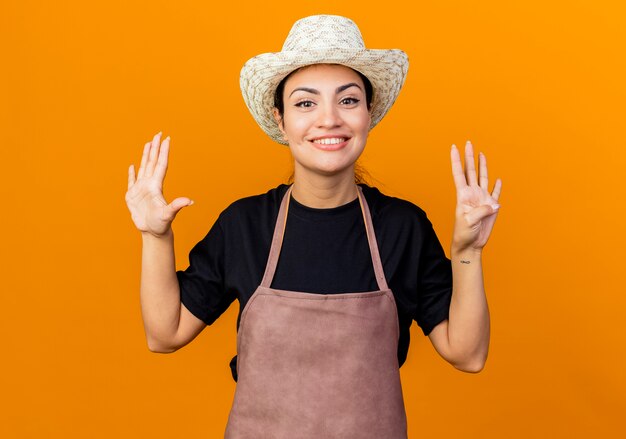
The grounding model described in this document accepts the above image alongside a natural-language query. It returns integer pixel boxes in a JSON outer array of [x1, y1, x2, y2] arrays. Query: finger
[[450, 144, 467, 191], [136, 142, 151, 179], [465, 140, 478, 186], [168, 197, 194, 217], [479, 152, 489, 190], [145, 131, 162, 178], [128, 164, 135, 190], [153, 136, 170, 182], [465, 204, 499, 226], [491, 178, 502, 202]]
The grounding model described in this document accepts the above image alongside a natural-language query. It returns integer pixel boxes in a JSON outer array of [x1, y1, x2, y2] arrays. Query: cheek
[[283, 111, 314, 138], [347, 111, 371, 133]]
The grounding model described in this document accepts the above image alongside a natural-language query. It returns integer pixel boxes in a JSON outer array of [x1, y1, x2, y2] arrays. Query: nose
[[316, 101, 342, 129]]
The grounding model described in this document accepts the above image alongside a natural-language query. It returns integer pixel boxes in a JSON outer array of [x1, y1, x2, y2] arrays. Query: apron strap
[[260, 184, 293, 289], [260, 184, 389, 291], [356, 185, 389, 291]]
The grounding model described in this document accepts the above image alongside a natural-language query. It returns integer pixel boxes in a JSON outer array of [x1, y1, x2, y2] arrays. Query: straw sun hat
[[239, 14, 409, 145]]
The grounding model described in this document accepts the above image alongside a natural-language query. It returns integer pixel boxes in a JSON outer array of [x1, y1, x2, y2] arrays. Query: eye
[[340, 97, 360, 105], [294, 100, 315, 108]]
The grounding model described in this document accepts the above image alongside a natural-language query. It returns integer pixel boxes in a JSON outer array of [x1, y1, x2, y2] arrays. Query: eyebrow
[[288, 82, 363, 98]]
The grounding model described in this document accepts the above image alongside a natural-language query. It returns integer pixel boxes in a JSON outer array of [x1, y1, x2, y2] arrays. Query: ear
[[272, 108, 288, 142]]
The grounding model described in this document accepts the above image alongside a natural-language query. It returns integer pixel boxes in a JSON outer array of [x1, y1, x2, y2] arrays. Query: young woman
[[125, 14, 502, 439]]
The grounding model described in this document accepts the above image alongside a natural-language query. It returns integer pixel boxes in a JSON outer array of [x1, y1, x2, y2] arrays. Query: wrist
[[451, 245, 483, 259], [141, 227, 173, 241]]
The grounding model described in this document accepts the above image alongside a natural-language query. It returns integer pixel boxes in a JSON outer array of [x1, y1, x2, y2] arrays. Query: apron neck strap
[[260, 184, 389, 291]]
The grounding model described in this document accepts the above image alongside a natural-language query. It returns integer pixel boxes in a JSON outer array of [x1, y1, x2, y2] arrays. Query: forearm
[[447, 246, 490, 370], [140, 228, 181, 351]]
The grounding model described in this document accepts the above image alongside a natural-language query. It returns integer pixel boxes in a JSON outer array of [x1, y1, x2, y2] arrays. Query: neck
[[291, 165, 359, 208]]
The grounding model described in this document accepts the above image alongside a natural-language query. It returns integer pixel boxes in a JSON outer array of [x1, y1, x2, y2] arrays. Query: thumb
[[168, 197, 194, 216], [465, 203, 499, 226]]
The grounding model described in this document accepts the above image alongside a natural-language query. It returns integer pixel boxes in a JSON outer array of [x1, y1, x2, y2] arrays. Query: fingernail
[[165, 136, 170, 141], [451, 144, 457, 149], [466, 140, 472, 145], [492, 204, 500, 211], [157, 131, 162, 137]]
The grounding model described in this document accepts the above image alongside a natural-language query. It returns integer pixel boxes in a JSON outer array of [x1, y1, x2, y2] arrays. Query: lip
[[308, 135, 351, 151]]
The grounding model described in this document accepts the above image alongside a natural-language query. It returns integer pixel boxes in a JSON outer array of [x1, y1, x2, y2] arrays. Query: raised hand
[[450, 140, 502, 252], [125, 132, 193, 237]]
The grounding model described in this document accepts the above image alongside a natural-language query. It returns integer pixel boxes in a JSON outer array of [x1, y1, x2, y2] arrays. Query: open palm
[[450, 140, 502, 252], [125, 132, 192, 237]]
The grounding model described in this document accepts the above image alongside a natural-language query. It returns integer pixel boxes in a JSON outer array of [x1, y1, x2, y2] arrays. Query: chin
[[291, 146, 363, 174], [304, 161, 358, 176]]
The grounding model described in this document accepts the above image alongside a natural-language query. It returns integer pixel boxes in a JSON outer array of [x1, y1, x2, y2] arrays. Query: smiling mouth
[[311, 137, 348, 145]]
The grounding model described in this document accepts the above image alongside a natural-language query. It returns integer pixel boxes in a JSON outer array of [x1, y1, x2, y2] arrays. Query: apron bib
[[224, 184, 408, 439]]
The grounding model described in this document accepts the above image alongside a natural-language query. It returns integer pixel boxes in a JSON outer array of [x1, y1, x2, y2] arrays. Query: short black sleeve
[[176, 216, 235, 326], [414, 213, 453, 336]]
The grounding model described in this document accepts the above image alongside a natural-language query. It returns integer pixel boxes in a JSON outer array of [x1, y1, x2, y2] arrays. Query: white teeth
[[313, 138, 346, 145]]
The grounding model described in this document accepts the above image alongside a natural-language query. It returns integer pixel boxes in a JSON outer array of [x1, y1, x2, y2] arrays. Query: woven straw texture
[[240, 15, 409, 145]]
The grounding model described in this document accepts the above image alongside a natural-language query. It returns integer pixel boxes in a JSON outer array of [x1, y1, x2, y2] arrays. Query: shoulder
[[217, 183, 289, 226], [358, 183, 430, 226], [359, 183, 444, 253]]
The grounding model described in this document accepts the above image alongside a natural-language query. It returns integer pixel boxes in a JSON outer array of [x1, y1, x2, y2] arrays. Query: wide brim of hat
[[240, 48, 409, 145]]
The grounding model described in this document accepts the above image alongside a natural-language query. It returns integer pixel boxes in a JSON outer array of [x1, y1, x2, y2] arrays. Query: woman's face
[[273, 64, 371, 179]]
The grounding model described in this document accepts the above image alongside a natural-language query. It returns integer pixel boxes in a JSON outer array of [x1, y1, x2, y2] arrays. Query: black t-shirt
[[176, 183, 452, 382]]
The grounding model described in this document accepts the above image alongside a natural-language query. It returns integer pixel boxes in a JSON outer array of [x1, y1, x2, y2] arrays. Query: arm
[[126, 132, 205, 353], [429, 248, 489, 372], [428, 140, 502, 373], [140, 229, 206, 353]]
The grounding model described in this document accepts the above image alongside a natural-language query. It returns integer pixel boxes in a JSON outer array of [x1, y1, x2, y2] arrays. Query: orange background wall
[[2, 0, 624, 437]]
